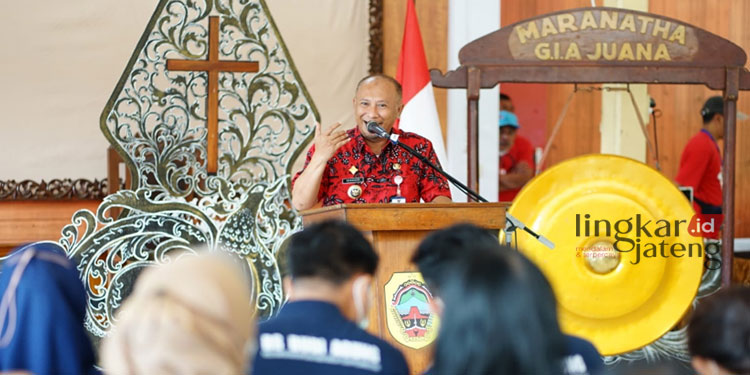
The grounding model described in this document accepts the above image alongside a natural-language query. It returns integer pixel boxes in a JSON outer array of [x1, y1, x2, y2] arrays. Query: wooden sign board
[[456, 7, 746, 69], [507, 10, 697, 63]]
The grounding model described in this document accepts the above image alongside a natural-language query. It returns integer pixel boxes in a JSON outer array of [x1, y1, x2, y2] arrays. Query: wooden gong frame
[[431, 7, 750, 286]]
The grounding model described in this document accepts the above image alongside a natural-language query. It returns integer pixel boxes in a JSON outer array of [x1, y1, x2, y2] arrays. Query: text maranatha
[[511, 11, 693, 62]]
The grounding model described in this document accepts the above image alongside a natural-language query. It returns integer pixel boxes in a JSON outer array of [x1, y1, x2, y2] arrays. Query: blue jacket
[[0, 242, 97, 375], [252, 300, 409, 375]]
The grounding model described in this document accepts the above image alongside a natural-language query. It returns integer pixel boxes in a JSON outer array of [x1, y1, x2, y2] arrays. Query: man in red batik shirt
[[291, 75, 452, 211], [676, 96, 724, 238], [498, 110, 534, 202]]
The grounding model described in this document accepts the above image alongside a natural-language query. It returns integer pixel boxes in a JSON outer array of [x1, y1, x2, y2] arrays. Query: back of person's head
[[287, 220, 378, 284], [688, 286, 750, 374], [411, 223, 499, 293], [100, 251, 255, 374], [700, 95, 724, 124], [516, 256, 602, 374], [432, 249, 566, 375], [0, 242, 96, 375]]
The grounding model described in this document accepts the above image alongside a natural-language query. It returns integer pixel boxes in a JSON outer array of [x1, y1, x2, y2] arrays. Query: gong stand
[[536, 84, 660, 175], [431, 7, 750, 286], [504, 212, 555, 250]]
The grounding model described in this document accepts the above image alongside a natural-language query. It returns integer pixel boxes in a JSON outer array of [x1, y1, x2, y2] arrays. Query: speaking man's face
[[353, 78, 403, 141]]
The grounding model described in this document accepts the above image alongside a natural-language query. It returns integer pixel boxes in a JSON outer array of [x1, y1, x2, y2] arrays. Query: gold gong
[[505, 154, 704, 356]]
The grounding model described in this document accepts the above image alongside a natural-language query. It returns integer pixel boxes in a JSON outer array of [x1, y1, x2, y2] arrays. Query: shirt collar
[[700, 128, 722, 158], [700, 128, 718, 144], [278, 300, 346, 320]]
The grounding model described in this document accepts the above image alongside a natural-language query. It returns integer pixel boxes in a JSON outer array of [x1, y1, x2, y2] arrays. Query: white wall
[[446, 0, 500, 202], [0, 1, 368, 180]]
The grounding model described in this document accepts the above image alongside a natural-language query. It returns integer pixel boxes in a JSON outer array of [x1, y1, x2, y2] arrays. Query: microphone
[[366, 121, 390, 139], [364, 120, 487, 203]]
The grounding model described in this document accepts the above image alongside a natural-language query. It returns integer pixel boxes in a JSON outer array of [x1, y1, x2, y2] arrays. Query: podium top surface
[[300, 202, 507, 231]]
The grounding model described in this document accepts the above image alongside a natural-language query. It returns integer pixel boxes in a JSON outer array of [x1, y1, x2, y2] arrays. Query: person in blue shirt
[[0, 242, 98, 375], [251, 220, 409, 375]]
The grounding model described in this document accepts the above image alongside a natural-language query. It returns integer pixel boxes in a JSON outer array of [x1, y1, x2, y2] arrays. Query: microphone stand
[[504, 213, 555, 250], [369, 123, 554, 250], [371, 125, 487, 203]]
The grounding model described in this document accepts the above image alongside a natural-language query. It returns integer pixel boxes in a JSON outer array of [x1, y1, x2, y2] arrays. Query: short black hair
[[411, 223, 500, 294], [701, 95, 724, 124], [286, 220, 378, 285], [355, 74, 403, 103], [500, 93, 512, 101], [431, 249, 566, 375], [688, 286, 750, 374]]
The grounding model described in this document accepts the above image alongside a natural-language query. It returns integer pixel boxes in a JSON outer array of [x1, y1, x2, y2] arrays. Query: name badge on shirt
[[343, 177, 365, 184]]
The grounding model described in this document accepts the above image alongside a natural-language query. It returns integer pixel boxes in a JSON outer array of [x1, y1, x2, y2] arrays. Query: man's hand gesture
[[313, 122, 350, 162], [291, 122, 349, 211]]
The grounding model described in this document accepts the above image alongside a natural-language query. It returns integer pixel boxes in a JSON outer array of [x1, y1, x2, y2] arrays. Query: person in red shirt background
[[498, 110, 535, 202], [676, 96, 724, 216], [676, 96, 724, 238]]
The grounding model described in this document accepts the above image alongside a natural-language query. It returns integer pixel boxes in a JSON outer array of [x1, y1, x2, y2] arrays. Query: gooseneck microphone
[[365, 121, 487, 203], [366, 121, 390, 139]]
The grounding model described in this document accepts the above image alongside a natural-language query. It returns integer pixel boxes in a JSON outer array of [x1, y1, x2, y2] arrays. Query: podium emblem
[[383, 272, 439, 349]]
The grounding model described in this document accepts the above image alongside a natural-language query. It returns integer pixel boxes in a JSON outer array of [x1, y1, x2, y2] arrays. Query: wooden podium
[[301, 202, 507, 374]]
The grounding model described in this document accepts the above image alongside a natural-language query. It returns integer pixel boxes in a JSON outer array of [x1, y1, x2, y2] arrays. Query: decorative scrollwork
[[61, 177, 298, 346], [6, 0, 321, 349], [368, 0, 383, 74], [103, 0, 318, 197], [0, 179, 119, 201]]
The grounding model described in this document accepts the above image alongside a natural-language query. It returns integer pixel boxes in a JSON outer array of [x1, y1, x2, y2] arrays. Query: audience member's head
[[521, 255, 603, 375], [430, 245, 566, 375], [500, 92, 514, 112], [414, 224, 605, 374], [688, 286, 750, 375], [499, 110, 520, 153], [253, 220, 409, 374], [285, 220, 378, 327], [100, 251, 255, 374], [411, 223, 499, 299], [700, 96, 725, 140], [0, 242, 96, 374]]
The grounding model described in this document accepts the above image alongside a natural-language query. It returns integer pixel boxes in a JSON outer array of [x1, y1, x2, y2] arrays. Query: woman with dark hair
[[688, 286, 750, 375], [431, 248, 567, 375]]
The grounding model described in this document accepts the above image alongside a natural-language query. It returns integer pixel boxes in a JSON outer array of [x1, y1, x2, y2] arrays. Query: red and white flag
[[395, 0, 448, 167]]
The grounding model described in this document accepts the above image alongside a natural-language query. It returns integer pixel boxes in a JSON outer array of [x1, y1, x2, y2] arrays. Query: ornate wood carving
[[0, 179, 117, 200], [369, 0, 384, 74]]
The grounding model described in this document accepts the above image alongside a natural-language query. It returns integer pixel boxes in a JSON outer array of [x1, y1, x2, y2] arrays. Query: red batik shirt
[[292, 127, 451, 205]]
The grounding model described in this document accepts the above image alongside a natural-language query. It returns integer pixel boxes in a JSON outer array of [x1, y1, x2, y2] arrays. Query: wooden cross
[[167, 16, 259, 174]]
